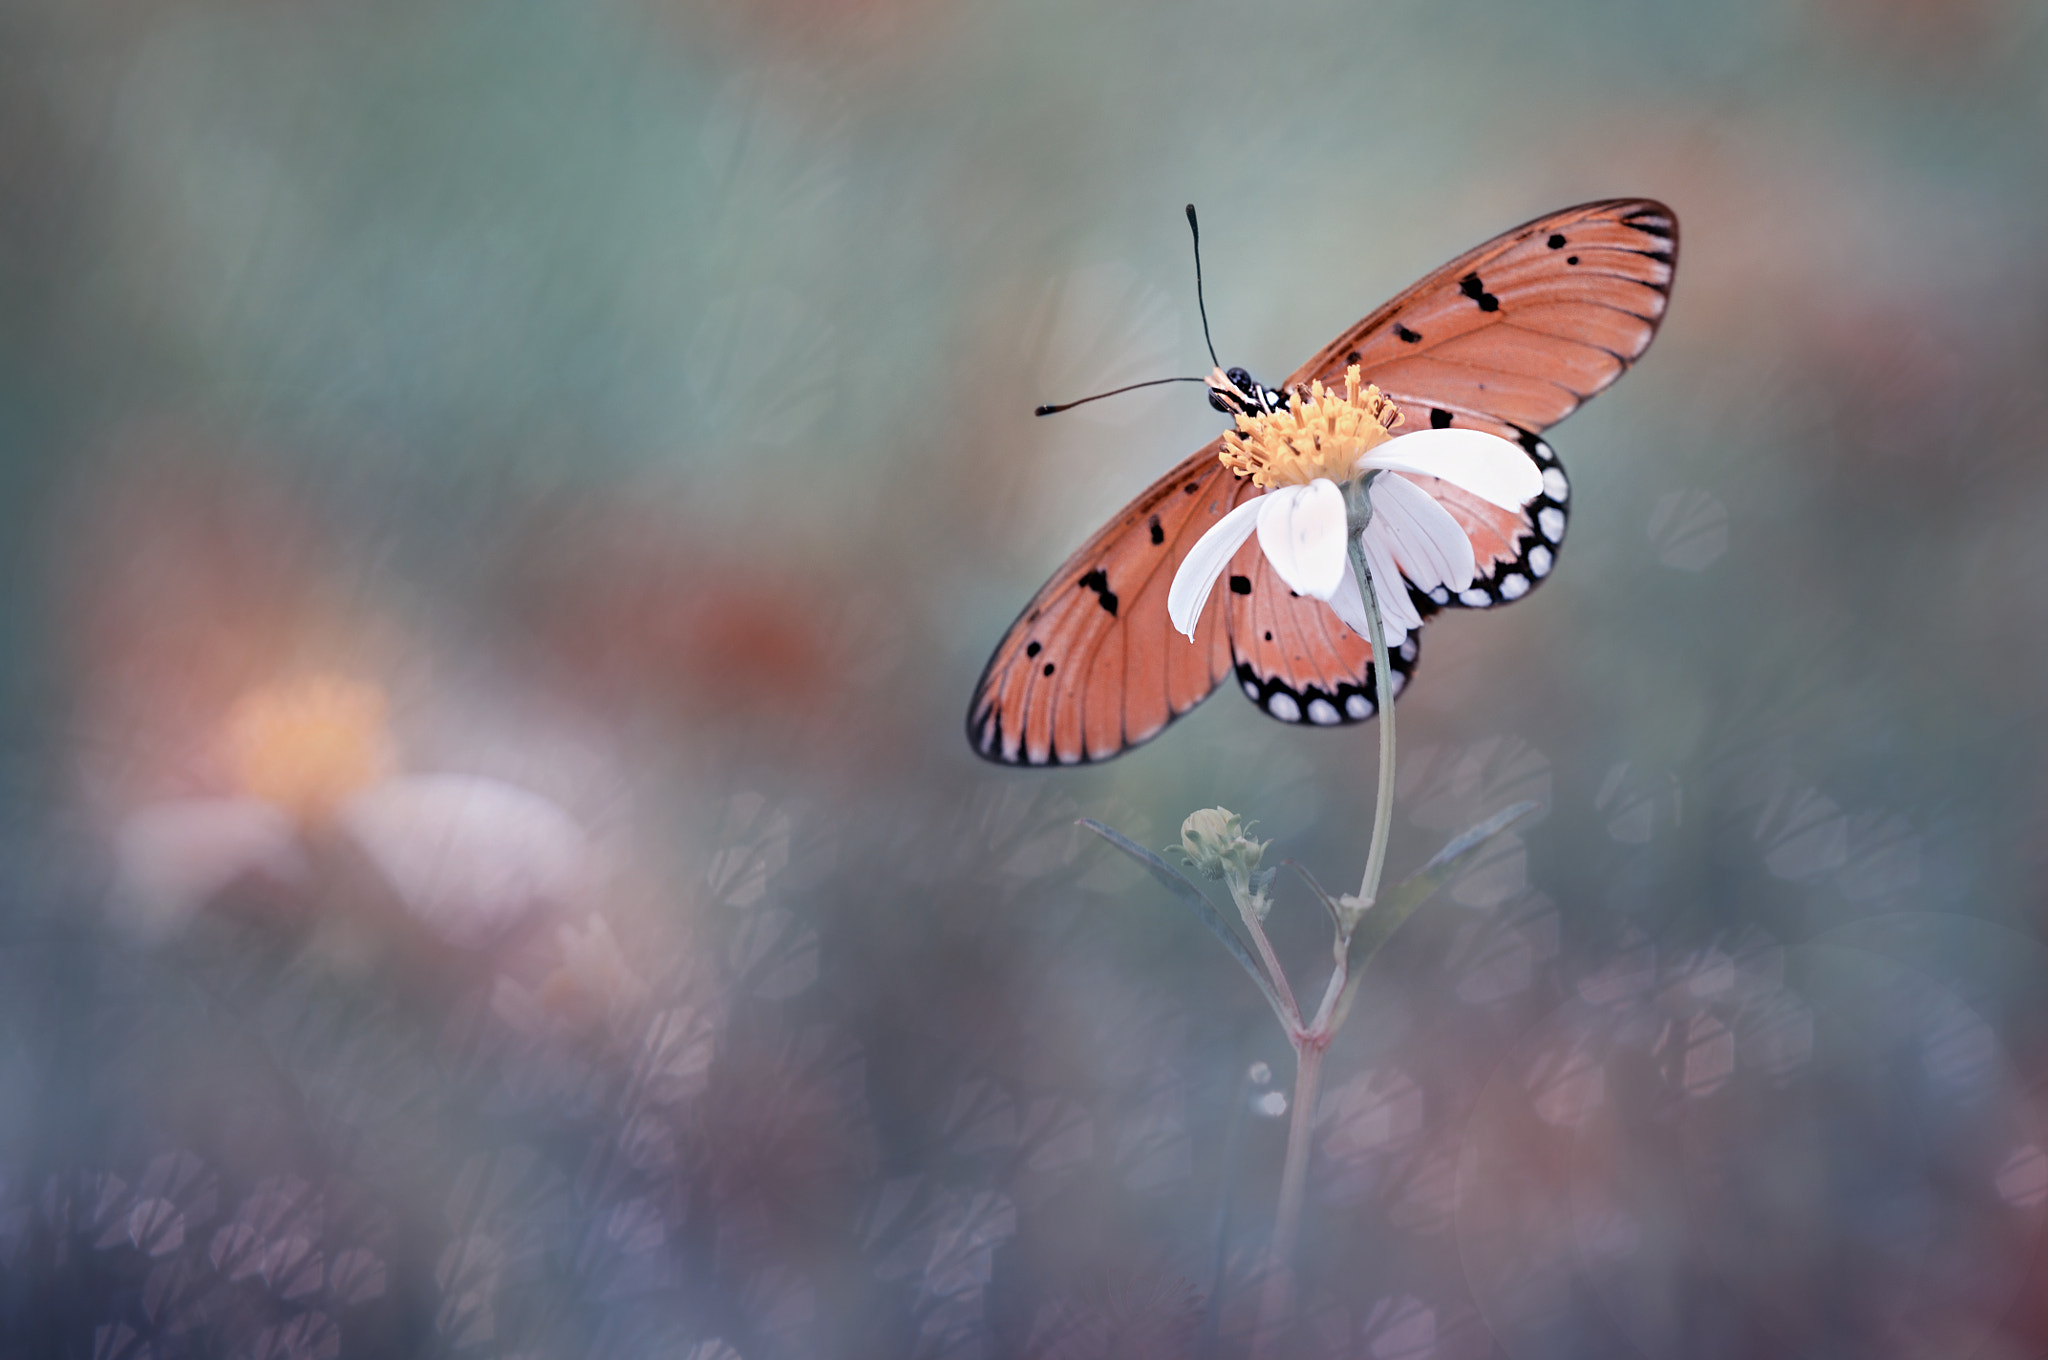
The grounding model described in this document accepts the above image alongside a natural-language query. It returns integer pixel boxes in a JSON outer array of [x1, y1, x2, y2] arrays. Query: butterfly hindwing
[[1224, 542, 1419, 727], [1390, 417, 1570, 616], [965, 443, 1251, 765]]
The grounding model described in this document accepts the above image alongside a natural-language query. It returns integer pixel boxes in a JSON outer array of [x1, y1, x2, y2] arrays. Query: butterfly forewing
[[966, 446, 1248, 765], [1288, 200, 1676, 422], [1288, 200, 1673, 618], [969, 199, 1676, 762]]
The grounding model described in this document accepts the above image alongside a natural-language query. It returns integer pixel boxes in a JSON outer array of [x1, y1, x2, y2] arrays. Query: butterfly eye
[[1210, 367, 1261, 414]]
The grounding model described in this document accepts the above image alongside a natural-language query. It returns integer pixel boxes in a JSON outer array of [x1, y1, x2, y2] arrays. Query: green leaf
[[1282, 858, 1345, 933], [1077, 818, 1290, 1025], [1347, 800, 1540, 964]]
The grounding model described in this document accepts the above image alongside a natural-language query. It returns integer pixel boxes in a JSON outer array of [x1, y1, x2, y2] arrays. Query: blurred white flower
[[112, 799, 308, 943], [340, 774, 584, 949], [110, 674, 586, 947]]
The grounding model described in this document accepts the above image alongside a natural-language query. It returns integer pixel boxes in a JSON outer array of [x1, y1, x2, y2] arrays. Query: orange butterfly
[[967, 200, 1678, 766]]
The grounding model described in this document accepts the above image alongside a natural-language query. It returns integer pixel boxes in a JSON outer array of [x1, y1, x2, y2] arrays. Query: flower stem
[[1254, 534, 1401, 1356], [1233, 885, 1302, 1031], [1252, 1037, 1325, 1356], [1350, 535, 1399, 908]]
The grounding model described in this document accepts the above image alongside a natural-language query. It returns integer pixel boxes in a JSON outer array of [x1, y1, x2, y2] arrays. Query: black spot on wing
[[1043, 662, 1055, 676], [1077, 567, 1118, 616], [1430, 408, 1453, 430], [1394, 323, 1422, 344], [1565, 255, 1579, 266], [1148, 514, 1164, 545], [1457, 272, 1500, 312], [1547, 233, 1566, 249], [1228, 574, 1253, 595], [1025, 641, 1041, 657]]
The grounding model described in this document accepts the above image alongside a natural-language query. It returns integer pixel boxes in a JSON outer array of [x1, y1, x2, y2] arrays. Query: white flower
[[110, 674, 586, 947], [339, 773, 586, 949], [1167, 367, 1542, 649], [112, 799, 308, 944]]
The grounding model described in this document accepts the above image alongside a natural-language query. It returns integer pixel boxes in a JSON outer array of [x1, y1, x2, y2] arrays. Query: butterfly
[[967, 199, 1678, 766]]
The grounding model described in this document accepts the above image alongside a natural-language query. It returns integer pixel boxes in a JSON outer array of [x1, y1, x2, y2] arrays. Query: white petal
[[111, 798, 307, 943], [1255, 480, 1349, 600], [1359, 527, 1425, 637], [340, 774, 587, 948], [1325, 560, 1409, 651], [1369, 473, 1477, 594], [1359, 429, 1543, 510], [1167, 495, 1263, 638]]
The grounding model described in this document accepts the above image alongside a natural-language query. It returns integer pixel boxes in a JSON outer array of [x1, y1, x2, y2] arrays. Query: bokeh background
[[4, 0, 2048, 1355]]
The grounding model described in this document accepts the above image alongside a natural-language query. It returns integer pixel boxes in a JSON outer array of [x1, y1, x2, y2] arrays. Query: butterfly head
[[1206, 366, 1287, 418]]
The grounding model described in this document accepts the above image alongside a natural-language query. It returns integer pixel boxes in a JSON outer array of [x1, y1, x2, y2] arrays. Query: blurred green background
[[4, 0, 2048, 1355]]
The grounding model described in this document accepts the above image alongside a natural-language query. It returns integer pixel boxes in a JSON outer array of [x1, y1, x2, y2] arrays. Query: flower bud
[[1178, 807, 1268, 882]]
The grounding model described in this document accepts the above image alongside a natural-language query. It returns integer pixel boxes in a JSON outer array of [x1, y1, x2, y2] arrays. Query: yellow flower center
[[223, 674, 395, 824], [1218, 364, 1404, 490]]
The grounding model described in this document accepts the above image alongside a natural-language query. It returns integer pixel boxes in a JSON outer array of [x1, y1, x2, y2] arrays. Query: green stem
[[1255, 525, 1401, 1356], [1270, 1043, 1325, 1253], [1252, 1038, 1325, 1359], [1350, 533, 1398, 908], [1231, 880, 1303, 1031]]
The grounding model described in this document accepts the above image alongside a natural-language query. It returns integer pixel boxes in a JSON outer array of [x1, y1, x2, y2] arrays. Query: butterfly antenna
[[1186, 203, 1221, 370], [1034, 375, 1206, 417]]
